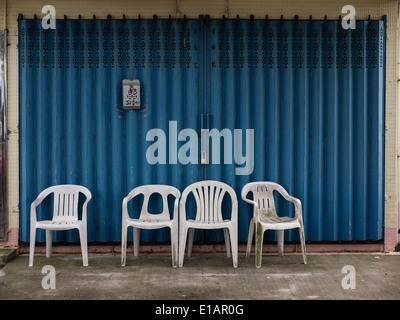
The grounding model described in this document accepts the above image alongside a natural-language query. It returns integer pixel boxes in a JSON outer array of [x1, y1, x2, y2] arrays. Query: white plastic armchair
[[179, 180, 238, 268], [29, 185, 92, 267], [241, 182, 307, 268], [121, 185, 181, 267]]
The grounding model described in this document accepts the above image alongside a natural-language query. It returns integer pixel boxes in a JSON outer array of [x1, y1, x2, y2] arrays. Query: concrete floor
[[0, 251, 399, 300]]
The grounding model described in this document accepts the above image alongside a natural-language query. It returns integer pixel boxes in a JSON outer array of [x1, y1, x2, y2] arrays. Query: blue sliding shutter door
[[19, 16, 385, 243]]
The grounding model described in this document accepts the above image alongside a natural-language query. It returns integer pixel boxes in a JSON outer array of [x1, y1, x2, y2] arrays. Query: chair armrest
[[30, 203, 37, 224], [121, 187, 142, 221], [30, 188, 53, 223], [172, 197, 180, 221], [241, 187, 259, 208], [289, 197, 302, 221], [31, 188, 52, 208], [231, 200, 238, 223], [122, 196, 131, 221], [179, 197, 187, 224], [81, 192, 92, 222], [274, 187, 303, 221]]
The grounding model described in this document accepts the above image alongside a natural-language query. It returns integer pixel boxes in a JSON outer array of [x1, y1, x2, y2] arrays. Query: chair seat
[[126, 218, 173, 229], [258, 220, 300, 230], [257, 209, 300, 229], [186, 219, 232, 229], [36, 220, 82, 230]]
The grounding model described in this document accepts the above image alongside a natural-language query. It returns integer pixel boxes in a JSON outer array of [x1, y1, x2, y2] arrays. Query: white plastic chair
[[121, 185, 181, 267], [29, 185, 92, 267], [179, 180, 238, 268], [241, 182, 307, 268]]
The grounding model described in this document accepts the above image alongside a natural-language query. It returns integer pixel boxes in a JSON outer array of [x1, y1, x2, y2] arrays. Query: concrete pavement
[[0, 250, 399, 300]]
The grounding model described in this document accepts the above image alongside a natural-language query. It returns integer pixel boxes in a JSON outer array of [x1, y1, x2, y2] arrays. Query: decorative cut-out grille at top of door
[[19, 20, 385, 70]]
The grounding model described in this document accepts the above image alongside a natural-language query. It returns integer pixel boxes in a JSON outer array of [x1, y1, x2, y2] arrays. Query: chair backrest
[[124, 185, 181, 221], [241, 182, 283, 216], [181, 180, 237, 223], [47, 185, 91, 222]]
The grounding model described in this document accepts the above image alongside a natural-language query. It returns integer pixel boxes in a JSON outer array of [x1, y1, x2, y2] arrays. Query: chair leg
[[178, 227, 188, 267], [46, 230, 52, 258], [121, 224, 127, 266], [170, 226, 178, 268], [246, 218, 255, 259], [277, 230, 284, 256], [29, 227, 36, 267], [255, 222, 264, 268], [223, 228, 231, 258], [187, 228, 194, 257], [133, 228, 140, 257], [299, 226, 307, 264], [229, 227, 238, 268], [78, 227, 88, 267]]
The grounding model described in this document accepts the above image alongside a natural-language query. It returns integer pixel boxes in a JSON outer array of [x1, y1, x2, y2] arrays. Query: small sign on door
[[122, 79, 140, 109]]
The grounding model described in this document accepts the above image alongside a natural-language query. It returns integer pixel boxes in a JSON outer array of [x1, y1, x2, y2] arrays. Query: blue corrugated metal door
[[18, 15, 385, 243]]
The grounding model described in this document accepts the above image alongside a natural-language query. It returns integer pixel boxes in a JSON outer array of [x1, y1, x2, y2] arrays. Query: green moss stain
[[256, 222, 263, 267], [260, 209, 275, 219]]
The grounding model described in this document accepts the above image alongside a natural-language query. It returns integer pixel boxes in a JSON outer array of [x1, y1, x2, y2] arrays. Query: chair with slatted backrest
[[29, 185, 92, 267], [178, 180, 238, 268], [121, 185, 181, 267], [241, 182, 307, 268]]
